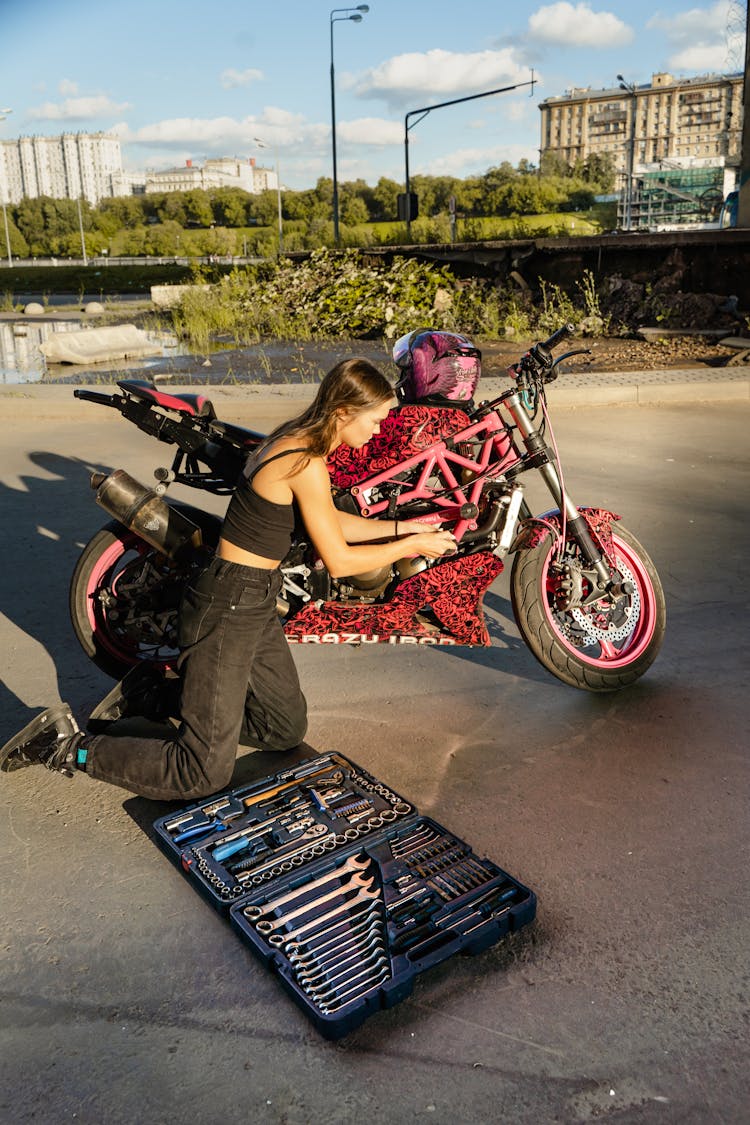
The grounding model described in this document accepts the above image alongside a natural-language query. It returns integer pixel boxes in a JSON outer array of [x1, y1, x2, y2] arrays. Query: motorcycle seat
[[117, 379, 216, 419]]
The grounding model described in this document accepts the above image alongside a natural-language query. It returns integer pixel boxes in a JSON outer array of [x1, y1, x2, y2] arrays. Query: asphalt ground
[[0, 382, 748, 1124]]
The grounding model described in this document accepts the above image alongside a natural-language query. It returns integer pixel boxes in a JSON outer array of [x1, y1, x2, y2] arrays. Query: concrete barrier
[[39, 324, 160, 364], [151, 283, 210, 309]]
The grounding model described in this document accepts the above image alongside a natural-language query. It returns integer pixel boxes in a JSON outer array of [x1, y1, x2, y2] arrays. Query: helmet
[[392, 329, 481, 406]]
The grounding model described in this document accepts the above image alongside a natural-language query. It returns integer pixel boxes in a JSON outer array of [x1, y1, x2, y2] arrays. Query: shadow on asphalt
[[0, 448, 118, 734]]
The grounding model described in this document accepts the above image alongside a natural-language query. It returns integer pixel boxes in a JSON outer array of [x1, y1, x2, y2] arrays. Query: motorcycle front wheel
[[510, 521, 666, 692], [69, 520, 191, 679]]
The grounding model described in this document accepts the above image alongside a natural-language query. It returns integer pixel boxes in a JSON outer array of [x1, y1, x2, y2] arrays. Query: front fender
[[511, 507, 621, 557]]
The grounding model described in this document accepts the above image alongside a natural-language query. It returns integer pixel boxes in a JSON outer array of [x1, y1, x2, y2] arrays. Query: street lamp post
[[254, 136, 284, 256], [0, 107, 13, 266], [329, 5, 368, 245], [1, 199, 11, 267], [77, 195, 88, 266], [617, 75, 637, 231], [403, 76, 536, 238]]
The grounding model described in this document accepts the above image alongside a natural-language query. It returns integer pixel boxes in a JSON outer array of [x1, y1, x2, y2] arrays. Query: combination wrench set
[[153, 753, 536, 1038]]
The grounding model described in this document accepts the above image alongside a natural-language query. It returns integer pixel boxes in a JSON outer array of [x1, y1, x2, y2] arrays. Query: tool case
[[153, 752, 536, 1039]]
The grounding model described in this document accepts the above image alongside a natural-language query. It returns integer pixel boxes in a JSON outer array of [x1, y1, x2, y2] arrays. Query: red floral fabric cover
[[327, 404, 472, 490]]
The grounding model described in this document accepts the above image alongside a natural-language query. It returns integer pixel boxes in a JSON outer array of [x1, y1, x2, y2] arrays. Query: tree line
[[1, 153, 616, 260]]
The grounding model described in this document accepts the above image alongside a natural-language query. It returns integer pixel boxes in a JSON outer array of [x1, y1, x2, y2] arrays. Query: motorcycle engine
[[336, 565, 393, 600]]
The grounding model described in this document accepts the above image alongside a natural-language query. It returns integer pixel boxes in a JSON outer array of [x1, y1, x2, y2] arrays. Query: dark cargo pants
[[85, 557, 308, 800]]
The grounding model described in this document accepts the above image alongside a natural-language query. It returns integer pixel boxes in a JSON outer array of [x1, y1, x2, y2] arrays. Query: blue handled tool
[[174, 821, 230, 845], [213, 835, 256, 863]]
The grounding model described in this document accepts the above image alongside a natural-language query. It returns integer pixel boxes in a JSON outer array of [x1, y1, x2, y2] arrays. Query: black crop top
[[221, 448, 307, 560]]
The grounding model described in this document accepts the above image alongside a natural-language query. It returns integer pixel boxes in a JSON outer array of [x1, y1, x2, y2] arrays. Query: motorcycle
[[69, 324, 666, 694]]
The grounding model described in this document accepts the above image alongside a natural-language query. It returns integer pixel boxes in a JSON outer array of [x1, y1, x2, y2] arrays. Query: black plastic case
[[153, 753, 536, 1039]]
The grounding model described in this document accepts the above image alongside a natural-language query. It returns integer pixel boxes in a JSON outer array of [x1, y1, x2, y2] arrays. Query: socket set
[[153, 753, 536, 1038]]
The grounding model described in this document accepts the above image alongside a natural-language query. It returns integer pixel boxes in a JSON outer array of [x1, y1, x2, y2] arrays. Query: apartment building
[[144, 157, 277, 194], [0, 132, 125, 205], [539, 72, 743, 173]]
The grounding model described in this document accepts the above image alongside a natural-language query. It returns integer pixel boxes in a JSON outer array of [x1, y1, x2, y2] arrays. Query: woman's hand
[[403, 528, 457, 558]]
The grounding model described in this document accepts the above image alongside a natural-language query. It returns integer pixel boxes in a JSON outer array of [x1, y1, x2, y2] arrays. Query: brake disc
[[559, 558, 641, 646]]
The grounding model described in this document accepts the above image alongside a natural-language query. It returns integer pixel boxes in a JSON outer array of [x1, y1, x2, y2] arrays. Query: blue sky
[[0, 0, 745, 190]]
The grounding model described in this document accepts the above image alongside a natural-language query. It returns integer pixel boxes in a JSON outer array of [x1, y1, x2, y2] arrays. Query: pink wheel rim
[[541, 532, 657, 669], [83, 533, 173, 668]]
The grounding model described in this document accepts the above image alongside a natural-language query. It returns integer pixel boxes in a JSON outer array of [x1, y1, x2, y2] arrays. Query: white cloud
[[648, 1, 729, 43], [337, 118, 403, 145], [528, 3, 634, 47], [117, 111, 327, 159], [27, 94, 132, 121], [220, 68, 263, 89], [354, 48, 531, 104], [647, 1, 744, 72], [668, 43, 733, 70], [58, 79, 78, 96], [116, 108, 400, 158]]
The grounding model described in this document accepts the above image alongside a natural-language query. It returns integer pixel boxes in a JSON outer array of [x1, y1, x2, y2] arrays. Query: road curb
[[0, 369, 747, 420]]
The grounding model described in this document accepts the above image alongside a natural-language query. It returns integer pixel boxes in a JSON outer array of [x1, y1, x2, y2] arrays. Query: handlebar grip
[[540, 323, 574, 352], [73, 388, 118, 407]]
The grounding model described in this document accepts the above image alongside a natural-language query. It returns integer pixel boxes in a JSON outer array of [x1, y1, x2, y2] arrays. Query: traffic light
[[397, 192, 419, 222]]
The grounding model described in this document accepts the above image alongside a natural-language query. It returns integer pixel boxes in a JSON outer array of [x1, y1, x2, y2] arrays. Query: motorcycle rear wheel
[[510, 521, 666, 692], [69, 521, 190, 680]]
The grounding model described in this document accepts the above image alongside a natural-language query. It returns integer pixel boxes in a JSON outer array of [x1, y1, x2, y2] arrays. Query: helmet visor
[[392, 330, 416, 367]]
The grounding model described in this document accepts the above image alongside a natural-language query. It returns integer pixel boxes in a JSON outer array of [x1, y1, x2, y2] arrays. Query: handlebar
[[470, 323, 581, 418], [73, 388, 120, 408], [540, 323, 574, 352]]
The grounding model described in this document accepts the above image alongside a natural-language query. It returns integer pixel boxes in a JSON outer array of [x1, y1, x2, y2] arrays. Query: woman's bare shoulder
[[252, 436, 309, 472]]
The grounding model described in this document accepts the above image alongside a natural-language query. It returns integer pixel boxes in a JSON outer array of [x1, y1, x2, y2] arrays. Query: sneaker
[[88, 663, 178, 730], [0, 703, 81, 777]]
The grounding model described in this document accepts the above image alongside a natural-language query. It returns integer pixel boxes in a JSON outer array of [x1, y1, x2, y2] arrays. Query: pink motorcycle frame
[[342, 412, 516, 537], [284, 405, 521, 646]]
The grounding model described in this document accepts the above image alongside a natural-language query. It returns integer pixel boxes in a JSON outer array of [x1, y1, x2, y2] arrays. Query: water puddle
[[0, 320, 389, 385], [0, 319, 190, 385]]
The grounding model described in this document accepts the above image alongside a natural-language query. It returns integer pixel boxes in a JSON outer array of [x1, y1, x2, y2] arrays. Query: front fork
[[506, 391, 612, 589]]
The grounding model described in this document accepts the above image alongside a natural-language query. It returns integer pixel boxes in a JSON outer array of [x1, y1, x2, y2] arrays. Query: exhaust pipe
[[91, 469, 203, 561]]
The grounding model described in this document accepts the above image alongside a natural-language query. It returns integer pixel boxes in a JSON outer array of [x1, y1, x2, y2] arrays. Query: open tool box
[[153, 753, 536, 1039]]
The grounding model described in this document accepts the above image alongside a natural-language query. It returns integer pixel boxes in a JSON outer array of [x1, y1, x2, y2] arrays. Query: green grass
[[360, 208, 610, 243]]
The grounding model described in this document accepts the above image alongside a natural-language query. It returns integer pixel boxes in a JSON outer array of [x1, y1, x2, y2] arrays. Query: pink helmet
[[392, 329, 481, 406]]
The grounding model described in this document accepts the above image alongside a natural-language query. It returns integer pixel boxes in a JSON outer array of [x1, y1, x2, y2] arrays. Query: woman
[[0, 359, 456, 799]]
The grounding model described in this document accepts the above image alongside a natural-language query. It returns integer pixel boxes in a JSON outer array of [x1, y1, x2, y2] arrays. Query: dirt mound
[[480, 333, 735, 375]]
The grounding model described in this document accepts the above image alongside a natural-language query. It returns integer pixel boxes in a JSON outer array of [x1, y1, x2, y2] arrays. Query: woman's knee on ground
[[269, 701, 308, 750], [165, 741, 237, 800], [175, 759, 236, 800]]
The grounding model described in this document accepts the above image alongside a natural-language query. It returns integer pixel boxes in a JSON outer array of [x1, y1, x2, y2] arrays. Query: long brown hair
[[254, 357, 394, 474]]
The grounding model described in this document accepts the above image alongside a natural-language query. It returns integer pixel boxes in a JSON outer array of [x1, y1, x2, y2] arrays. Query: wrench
[[391, 827, 438, 857], [290, 915, 384, 970], [308, 952, 390, 1004], [294, 929, 386, 985], [243, 853, 371, 920], [255, 872, 375, 935], [284, 900, 382, 959], [304, 954, 390, 1005], [319, 964, 391, 1014], [267, 885, 381, 948], [292, 928, 385, 983]]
